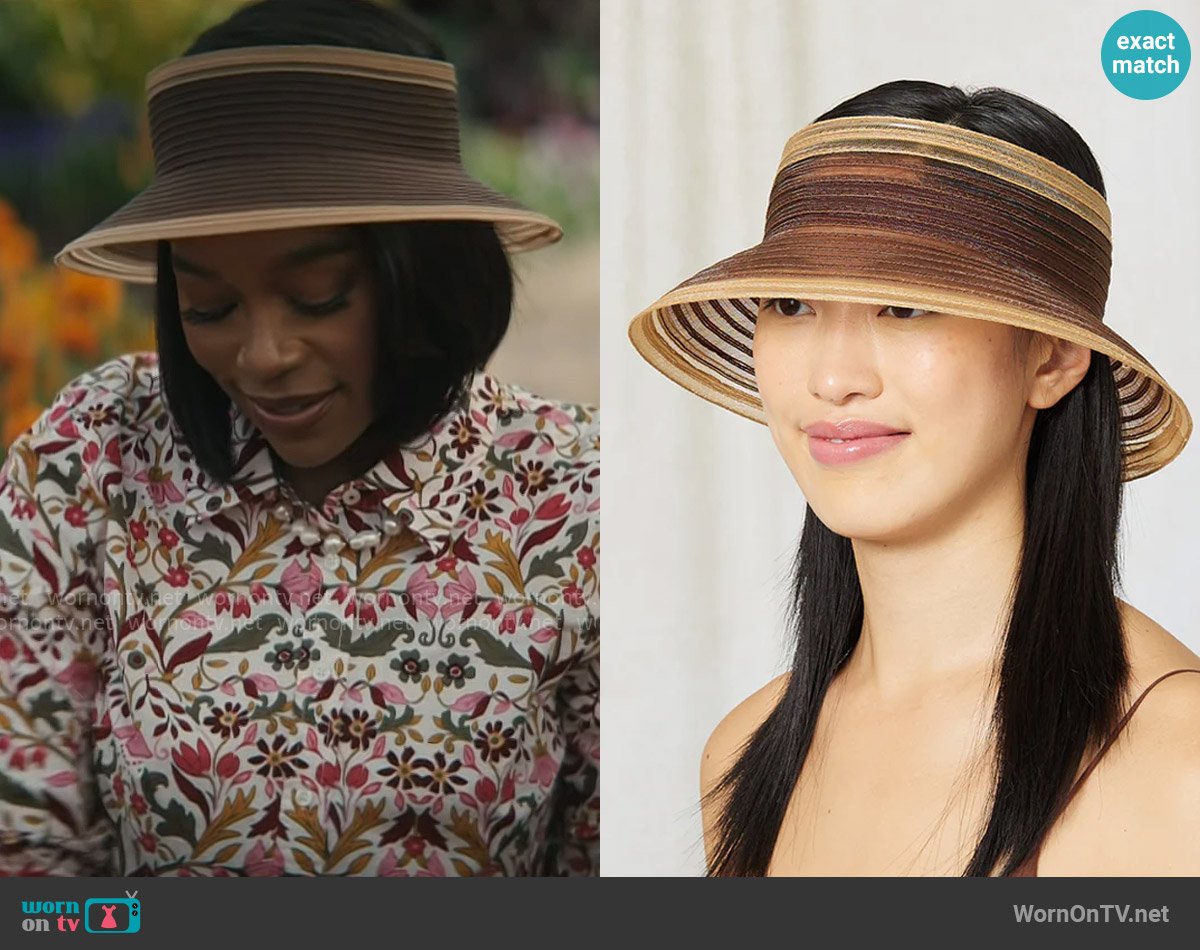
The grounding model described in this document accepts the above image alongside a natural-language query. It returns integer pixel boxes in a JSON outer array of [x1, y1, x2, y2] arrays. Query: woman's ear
[[1027, 334, 1092, 410]]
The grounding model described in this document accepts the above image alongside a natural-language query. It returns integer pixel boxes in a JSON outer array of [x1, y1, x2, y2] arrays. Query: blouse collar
[[166, 370, 496, 551]]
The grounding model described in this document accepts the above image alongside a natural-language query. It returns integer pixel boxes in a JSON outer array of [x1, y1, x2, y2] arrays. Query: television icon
[[84, 893, 141, 934]]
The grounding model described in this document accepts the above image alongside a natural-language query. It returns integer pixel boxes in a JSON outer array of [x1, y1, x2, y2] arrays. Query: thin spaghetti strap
[[1060, 668, 1200, 805], [1009, 668, 1200, 877]]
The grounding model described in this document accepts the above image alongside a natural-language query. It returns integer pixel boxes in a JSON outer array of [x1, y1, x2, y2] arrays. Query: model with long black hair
[[633, 81, 1200, 877]]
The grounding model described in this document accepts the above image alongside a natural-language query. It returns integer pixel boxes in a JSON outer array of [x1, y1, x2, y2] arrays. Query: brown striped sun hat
[[55, 44, 562, 283], [629, 115, 1191, 481]]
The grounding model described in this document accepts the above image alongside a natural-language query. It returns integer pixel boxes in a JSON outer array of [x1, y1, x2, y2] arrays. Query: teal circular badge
[[1101, 10, 1191, 99]]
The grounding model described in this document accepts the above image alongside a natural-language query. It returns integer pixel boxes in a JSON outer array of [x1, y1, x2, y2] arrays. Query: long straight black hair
[[706, 81, 1130, 877]]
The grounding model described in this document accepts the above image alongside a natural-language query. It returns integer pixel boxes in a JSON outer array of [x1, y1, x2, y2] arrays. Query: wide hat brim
[[629, 228, 1192, 482], [55, 154, 562, 283]]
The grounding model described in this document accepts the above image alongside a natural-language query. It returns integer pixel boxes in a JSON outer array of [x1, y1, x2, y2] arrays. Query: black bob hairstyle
[[154, 0, 513, 484], [704, 80, 1131, 878]]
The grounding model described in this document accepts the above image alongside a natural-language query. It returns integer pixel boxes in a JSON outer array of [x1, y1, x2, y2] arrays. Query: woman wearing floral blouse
[[0, 0, 598, 877]]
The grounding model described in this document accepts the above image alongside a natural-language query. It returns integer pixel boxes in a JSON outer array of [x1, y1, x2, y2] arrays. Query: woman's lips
[[248, 390, 336, 433], [804, 418, 909, 465], [807, 432, 910, 465]]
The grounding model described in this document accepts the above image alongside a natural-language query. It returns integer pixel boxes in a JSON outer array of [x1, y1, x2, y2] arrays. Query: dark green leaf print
[[340, 623, 405, 657], [527, 519, 590, 579], [207, 614, 287, 653], [0, 513, 32, 562], [26, 690, 73, 731], [460, 626, 531, 669]]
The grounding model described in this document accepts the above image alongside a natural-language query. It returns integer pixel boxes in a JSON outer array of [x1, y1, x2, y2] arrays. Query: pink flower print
[[346, 764, 369, 789], [578, 546, 596, 569], [316, 762, 341, 787], [379, 848, 404, 877], [475, 777, 497, 804], [134, 466, 185, 507], [359, 598, 378, 626], [164, 566, 190, 588], [158, 526, 179, 548], [244, 839, 284, 877], [172, 739, 212, 777], [129, 520, 148, 542], [52, 416, 81, 441], [54, 658, 97, 702], [64, 504, 88, 528], [232, 595, 251, 619], [532, 749, 560, 789], [10, 498, 35, 520], [536, 404, 575, 427], [563, 583, 585, 608], [279, 557, 321, 612], [534, 493, 571, 522], [114, 725, 152, 759], [405, 565, 438, 621], [104, 437, 122, 468], [441, 569, 477, 621]]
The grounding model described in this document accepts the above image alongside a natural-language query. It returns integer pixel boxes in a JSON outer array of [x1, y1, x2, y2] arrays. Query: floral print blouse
[[0, 353, 599, 876]]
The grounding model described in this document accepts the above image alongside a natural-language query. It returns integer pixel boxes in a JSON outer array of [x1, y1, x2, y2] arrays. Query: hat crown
[[145, 45, 463, 176]]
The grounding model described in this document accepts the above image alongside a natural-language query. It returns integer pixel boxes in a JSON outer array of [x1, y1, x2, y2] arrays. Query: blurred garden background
[[0, 0, 599, 459]]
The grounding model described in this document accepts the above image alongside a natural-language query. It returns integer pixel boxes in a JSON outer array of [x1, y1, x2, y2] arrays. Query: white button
[[298, 526, 321, 546], [342, 488, 361, 506], [322, 535, 345, 556], [348, 530, 381, 551], [272, 503, 292, 521], [296, 788, 314, 806], [381, 516, 403, 536]]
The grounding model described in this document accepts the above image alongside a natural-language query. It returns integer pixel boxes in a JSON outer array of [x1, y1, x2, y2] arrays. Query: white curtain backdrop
[[601, 0, 1200, 876]]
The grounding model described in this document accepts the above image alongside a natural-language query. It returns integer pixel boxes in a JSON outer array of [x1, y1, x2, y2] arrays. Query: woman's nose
[[235, 307, 304, 377], [806, 312, 883, 405]]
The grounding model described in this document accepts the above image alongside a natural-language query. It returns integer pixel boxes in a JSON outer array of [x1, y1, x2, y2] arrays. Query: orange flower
[[54, 268, 124, 332], [0, 200, 37, 281], [2, 402, 44, 447], [2, 362, 36, 409], [52, 310, 100, 358]]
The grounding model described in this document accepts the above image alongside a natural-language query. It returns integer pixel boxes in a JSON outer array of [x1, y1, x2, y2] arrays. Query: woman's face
[[753, 298, 1090, 543], [172, 225, 377, 473]]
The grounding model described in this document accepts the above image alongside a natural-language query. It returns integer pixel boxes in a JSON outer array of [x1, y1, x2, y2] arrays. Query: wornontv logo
[[19, 891, 141, 934]]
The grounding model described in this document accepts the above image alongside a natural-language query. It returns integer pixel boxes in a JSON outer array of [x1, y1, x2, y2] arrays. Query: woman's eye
[[180, 286, 352, 324], [292, 290, 350, 316], [883, 305, 928, 319], [764, 298, 810, 317], [180, 302, 235, 324]]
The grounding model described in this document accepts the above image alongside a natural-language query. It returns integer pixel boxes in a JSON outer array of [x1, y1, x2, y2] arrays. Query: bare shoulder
[[698, 674, 789, 867], [701, 673, 789, 792], [1118, 598, 1200, 673], [1080, 601, 1200, 873]]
